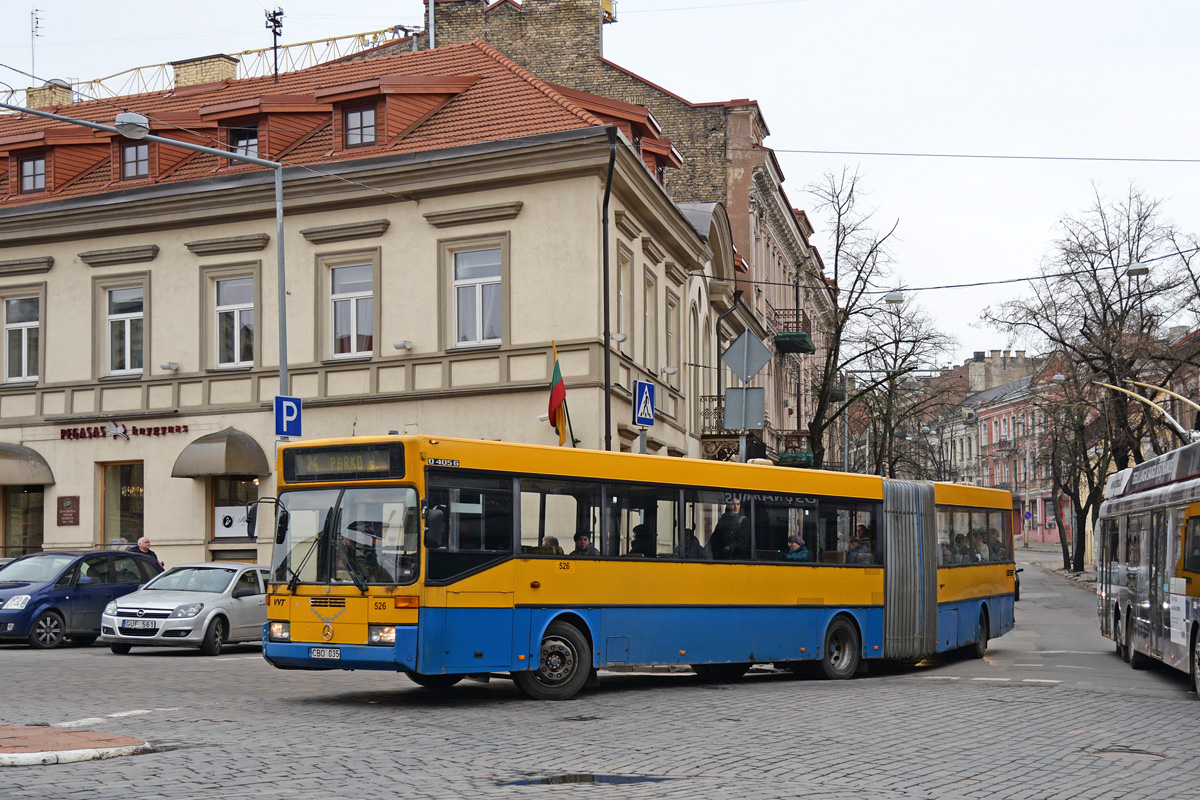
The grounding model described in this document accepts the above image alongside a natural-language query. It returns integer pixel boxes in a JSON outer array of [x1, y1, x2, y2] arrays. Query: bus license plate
[[310, 647, 341, 660], [122, 619, 156, 630]]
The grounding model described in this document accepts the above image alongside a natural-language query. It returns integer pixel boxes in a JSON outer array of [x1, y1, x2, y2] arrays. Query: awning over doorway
[[0, 442, 55, 485], [171, 427, 271, 478]]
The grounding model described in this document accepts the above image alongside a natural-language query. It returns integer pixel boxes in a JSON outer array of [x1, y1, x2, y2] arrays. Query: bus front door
[[1149, 511, 1168, 659]]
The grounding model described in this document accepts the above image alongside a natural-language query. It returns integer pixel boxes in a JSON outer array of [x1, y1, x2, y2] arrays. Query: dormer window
[[344, 107, 376, 148], [122, 143, 149, 180], [20, 157, 45, 193], [229, 125, 259, 159]]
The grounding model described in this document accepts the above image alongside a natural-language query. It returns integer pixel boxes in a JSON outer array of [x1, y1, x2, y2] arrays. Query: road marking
[[55, 718, 105, 729], [918, 675, 960, 680], [971, 677, 1011, 682], [1038, 650, 1102, 655], [1012, 663, 1042, 667], [1022, 679, 1061, 684], [1052, 665, 1094, 670], [55, 707, 178, 728], [109, 709, 154, 718]]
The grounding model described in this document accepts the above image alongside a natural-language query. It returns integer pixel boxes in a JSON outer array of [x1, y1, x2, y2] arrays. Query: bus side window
[[1185, 518, 1200, 573], [518, 478, 601, 556], [607, 484, 680, 558]]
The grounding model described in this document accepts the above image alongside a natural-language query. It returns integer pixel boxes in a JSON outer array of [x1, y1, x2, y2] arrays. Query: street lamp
[[0, 102, 291, 406]]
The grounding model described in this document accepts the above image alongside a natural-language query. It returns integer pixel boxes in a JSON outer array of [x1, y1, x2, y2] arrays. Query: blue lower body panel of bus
[[935, 596, 1014, 652]]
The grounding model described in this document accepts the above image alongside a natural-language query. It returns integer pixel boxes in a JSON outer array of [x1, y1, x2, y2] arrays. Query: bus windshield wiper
[[338, 548, 369, 594], [286, 500, 340, 592]]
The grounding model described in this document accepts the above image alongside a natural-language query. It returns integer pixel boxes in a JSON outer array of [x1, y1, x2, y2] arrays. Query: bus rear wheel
[[514, 621, 591, 701], [408, 674, 463, 690], [1192, 629, 1200, 699], [821, 616, 860, 680], [968, 610, 989, 659]]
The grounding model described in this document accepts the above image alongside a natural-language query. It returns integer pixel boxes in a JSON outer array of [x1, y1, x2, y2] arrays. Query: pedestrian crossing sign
[[633, 380, 655, 426]]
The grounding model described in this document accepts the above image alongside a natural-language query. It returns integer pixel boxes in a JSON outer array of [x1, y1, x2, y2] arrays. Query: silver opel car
[[100, 563, 270, 656]]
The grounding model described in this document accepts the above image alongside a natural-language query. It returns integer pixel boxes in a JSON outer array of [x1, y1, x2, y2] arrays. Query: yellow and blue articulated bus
[[262, 436, 1015, 699]]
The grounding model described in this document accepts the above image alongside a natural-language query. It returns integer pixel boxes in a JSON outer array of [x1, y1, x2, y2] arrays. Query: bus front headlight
[[368, 625, 396, 645], [268, 621, 290, 641]]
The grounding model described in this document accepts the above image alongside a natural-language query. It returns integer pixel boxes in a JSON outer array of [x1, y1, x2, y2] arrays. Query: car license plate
[[121, 619, 156, 630], [310, 647, 341, 660]]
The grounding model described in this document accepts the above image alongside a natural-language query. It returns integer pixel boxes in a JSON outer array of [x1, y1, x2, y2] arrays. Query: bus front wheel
[[1128, 617, 1150, 670], [821, 616, 860, 680], [514, 621, 591, 701], [968, 610, 989, 659]]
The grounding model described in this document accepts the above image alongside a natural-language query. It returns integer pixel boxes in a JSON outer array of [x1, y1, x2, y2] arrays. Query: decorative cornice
[[299, 219, 391, 244], [0, 256, 53, 277], [422, 201, 523, 229], [614, 209, 641, 240], [641, 235, 665, 265], [664, 260, 688, 286], [184, 233, 271, 256], [78, 245, 159, 268]]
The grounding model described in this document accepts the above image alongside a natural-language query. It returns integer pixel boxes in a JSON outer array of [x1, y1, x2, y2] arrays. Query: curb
[[0, 741, 153, 767]]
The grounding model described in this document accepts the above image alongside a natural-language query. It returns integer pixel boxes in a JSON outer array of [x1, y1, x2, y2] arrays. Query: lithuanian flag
[[548, 342, 568, 446]]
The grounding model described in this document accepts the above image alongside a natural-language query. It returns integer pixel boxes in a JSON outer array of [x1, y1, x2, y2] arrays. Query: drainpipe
[[601, 126, 618, 451]]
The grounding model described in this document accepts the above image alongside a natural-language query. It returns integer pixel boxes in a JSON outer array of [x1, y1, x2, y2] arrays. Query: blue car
[[0, 550, 163, 648]]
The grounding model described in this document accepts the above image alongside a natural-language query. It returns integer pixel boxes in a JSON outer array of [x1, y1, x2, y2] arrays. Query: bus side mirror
[[275, 508, 290, 545], [245, 504, 258, 538], [424, 507, 445, 549]]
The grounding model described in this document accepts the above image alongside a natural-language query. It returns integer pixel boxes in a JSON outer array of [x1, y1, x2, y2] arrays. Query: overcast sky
[[2, 1, 1197, 367]]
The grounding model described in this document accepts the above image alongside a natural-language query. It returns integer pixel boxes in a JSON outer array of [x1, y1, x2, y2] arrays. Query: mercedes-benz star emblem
[[322, 624, 334, 641]]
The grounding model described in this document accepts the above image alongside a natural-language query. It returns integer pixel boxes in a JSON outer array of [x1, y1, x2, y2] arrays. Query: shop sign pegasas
[[59, 421, 189, 441]]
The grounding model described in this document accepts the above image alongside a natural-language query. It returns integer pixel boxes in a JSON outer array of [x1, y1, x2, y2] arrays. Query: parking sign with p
[[275, 395, 302, 438]]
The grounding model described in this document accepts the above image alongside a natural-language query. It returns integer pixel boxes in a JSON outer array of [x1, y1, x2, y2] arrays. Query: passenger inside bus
[[709, 499, 750, 560], [627, 524, 657, 557], [675, 527, 704, 559], [781, 534, 810, 562], [570, 532, 599, 556]]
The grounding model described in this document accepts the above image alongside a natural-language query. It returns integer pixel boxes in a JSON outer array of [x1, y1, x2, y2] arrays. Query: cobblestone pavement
[[2, 555, 1196, 800]]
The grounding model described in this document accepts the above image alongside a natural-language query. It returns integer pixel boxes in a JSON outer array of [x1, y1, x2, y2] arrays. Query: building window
[[344, 107, 376, 147], [101, 462, 144, 547], [20, 157, 45, 193], [453, 248, 501, 347], [617, 249, 633, 354], [4, 297, 38, 382], [216, 277, 254, 367], [2, 486, 43, 557], [122, 143, 148, 180], [213, 477, 258, 540], [642, 273, 657, 370], [107, 286, 144, 374], [229, 125, 258, 159], [665, 294, 679, 387], [331, 264, 373, 356]]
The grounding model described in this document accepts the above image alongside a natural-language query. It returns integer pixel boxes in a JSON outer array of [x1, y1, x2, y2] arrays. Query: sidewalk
[[0, 725, 150, 767], [1017, 541, 1096, 589]]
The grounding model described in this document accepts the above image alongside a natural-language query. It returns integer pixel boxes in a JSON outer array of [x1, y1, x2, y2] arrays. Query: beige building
[[0, 41, 734, 564]]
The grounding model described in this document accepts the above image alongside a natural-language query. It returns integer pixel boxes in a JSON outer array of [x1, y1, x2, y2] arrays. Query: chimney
[[171, 54, 238, 88], [26, 79, 72, 109]]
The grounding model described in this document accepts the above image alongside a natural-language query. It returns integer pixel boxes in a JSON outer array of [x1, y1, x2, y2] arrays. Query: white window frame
[[215, 276, 255, 368], [451, 248, 502, 348], [617, 247, 633, 355], [20, 157, 45, 193], [642, 272, 657, 371], [122, 143, 149, 180], [106, 286, 144, 376], [330, 264, 374, 358], [4, 296, 39, 383], [665, 292, 679, 388], [344, 107, 376, 148]]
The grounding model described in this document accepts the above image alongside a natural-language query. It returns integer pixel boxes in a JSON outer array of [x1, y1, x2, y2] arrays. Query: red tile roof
[[0, 40, 607, 210]]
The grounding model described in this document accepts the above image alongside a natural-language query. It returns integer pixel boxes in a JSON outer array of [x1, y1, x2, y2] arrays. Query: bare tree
[[803, 169, 899, 470], [985, 183, 1198, 570]]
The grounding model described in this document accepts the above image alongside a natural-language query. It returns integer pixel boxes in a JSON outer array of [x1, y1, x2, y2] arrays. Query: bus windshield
[[271, 486, 420, 587]]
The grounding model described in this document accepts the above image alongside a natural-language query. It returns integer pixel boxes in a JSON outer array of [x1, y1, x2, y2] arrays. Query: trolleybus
[[261, 435, 1015, 699], [1097, 440, 1200, 694]]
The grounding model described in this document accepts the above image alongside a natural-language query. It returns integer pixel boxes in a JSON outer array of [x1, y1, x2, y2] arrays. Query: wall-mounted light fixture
[[159, 361, 179, 371], [661, 367, 678, 377], [537, 412, 550, 422], [392, 340, 413, 351], [611, 332, 627, 343]]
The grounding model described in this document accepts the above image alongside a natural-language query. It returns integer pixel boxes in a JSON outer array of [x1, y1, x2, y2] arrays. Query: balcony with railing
[[699, 394, 778, 461]]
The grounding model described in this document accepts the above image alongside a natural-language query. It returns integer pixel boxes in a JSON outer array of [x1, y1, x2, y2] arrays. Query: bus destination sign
[[283, 444, 405, 483]]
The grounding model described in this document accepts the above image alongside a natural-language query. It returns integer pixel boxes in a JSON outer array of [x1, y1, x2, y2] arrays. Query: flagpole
[[564, 398, 579, 448]]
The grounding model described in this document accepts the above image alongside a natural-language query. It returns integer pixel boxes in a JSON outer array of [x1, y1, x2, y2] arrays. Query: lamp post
[[0, 103, 290, 402]]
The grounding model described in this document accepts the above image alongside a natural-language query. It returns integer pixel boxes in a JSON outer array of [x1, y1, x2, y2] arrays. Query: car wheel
[[110, 643, 132, 655], [821, 615, 860, 679], [513, 620, 591, 700], [71, 635, 97, 647], [968, 610, 989, 659], [200, 617, 226, 656], [408, 674, 464, 690], [28, 611, 65, 649]]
